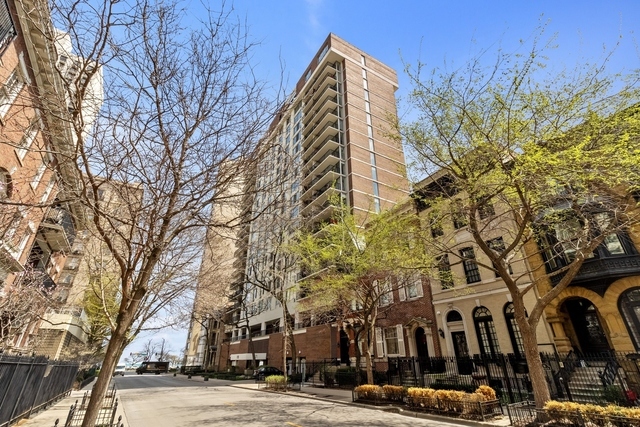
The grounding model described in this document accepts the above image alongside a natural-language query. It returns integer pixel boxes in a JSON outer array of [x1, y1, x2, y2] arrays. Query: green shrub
[[265, 375, 286, 389], [603, 385, 626, 405]]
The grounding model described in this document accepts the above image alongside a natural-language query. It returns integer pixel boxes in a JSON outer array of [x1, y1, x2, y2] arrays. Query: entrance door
[[339, 330, 350, 364], [451, 331, 473, 375], [565, 298, 610, 354], [415, 327, 429, 358]]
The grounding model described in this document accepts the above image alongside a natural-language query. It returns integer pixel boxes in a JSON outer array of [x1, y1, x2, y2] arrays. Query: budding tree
[[397, 31, 640, 408]]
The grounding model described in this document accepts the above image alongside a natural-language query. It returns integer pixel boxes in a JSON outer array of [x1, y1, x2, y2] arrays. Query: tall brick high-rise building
[[214, 34, 413, 371]]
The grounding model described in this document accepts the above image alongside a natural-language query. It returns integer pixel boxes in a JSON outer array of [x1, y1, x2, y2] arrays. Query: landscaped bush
[[430, 381, 476, 393], [354, 384, 382, 400], [475, 385, 497, 401], [543, 400, 640, 426], [265, 375, 286, 390], [382, 385, 406, 401]]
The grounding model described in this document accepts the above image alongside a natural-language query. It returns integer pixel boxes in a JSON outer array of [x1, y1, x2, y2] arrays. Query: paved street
[[113, 374, 469, 427]]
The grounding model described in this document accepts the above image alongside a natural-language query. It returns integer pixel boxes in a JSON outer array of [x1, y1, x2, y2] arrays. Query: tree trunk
[[80, 311, 132, 427], [363, 322, 374, 384], [522, 322, 551, 408]]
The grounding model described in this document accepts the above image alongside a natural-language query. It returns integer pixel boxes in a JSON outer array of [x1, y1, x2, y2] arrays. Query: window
[[0, 69, 24, 117], [429, 212, 443, 238], [377, 279, 393, 306], [400, 274, 423, 300], [487, 237, 513, 276], [619, 288, 640, 351], [452, 203, 468, 229], [16, 118, 40, 161], [478, 202, 495, 220], [0, 167, 11, 199], [384, 327, 399, 354], [504, 303, 525, 358], [460, 247, 481, 284], [438, 254, 454, 289], [0, 1, 16, 53], [375, 325, 406, 357], [31, 162, 47, 190], [473, 306, 501, 357]]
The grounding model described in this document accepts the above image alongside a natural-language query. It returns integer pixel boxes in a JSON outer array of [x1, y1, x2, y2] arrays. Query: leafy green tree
[[294, 199, 430, 384], [397, 32, 640, 407]]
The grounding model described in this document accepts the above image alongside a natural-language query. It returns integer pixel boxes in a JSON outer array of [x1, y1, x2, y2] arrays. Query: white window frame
[[0, 69, 25, 118], [16, 117, 41, 161], [376, 325, 406, 357]]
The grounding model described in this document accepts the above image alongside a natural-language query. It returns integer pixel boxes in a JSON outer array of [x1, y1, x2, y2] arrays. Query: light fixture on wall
[[438, 328, 445, 338]]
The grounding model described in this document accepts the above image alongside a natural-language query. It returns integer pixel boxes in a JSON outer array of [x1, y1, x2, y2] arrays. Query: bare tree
[[20, 0, 278, 424]]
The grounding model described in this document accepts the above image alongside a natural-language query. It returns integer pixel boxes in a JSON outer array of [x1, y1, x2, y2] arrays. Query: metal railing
[[386, 351, 640, 406], [0, 354, 79, 427]]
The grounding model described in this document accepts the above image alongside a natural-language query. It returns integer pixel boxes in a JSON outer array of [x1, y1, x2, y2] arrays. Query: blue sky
[[123, 0, 640, 361]]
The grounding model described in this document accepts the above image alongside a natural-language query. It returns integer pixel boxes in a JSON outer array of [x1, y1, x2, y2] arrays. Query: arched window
[[504, 303, 525, 358], [473, 306, 501, 357], [0, 168, 11, 200], [447, 310, 462, 322], [619, 288, 640, 351]]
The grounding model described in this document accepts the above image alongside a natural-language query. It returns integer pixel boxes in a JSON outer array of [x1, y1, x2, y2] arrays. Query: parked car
[[113, 364, 126, 376], [253, 366, 283, 380], [136, 361, 170, 375]]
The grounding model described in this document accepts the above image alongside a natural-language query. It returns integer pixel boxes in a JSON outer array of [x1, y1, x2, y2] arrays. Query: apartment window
[[487, 237, 513, 276], [0, 1, 16, 52], [375, 325, 406, 357], [400, 274, 423, 300], [473, 306, 501, 357], [377, 279, 393, 306], [0, 69, 24, 117], [452, 205, 468, 229], [460, 247, 481, 284], [384, 327, 399, 354], [31, 161, 47, 190], [438, 254, 454, 289], [478, 202, 495, 220], [504, 303, 525, 358], [0, 167, 11, 199], [318, 44, 329, 61], [429, 212, 444, 238], [16, 119, 40, 161]]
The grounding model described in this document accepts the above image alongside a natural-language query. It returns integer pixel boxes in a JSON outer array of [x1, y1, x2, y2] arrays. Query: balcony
[[19, 267, 56, 293], [39, 207, 75, 252], [304, 109, 338, 141], [550, 254, 640, 289], [302, 135, 340, 165], [301, 186, 339, 216], [302, 95, 338, 127], [302, 149, 340, 185], [301, 164, 341, 200]]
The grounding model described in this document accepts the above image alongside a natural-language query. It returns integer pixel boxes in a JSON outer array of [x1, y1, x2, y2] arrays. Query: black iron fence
[[387, 351, 640, 406], [0, 354, 79, 427], [60, 387, 122, 427], [286, 359, 382, 388]]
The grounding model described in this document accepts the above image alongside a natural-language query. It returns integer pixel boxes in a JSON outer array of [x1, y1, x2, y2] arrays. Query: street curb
[[230, 385, 508, 427]]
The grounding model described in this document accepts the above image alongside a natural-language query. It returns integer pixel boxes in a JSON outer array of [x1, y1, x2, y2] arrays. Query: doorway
[[415, 327, 429, 358], [564, 298, 610, 354], [339, 329, 350, 364]]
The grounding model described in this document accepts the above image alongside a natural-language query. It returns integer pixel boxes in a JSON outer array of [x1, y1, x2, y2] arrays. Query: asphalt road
[[112, 374, 465, 427]]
